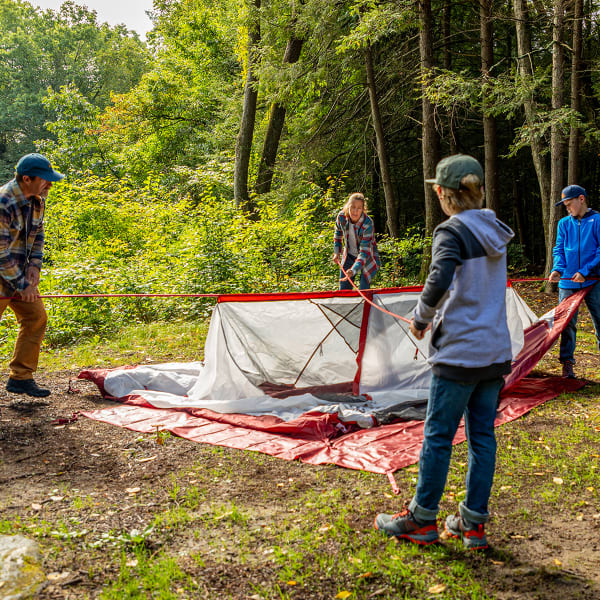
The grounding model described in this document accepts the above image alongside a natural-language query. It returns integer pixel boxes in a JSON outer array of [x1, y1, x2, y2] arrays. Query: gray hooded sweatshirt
[[413, 208, 515, 382]]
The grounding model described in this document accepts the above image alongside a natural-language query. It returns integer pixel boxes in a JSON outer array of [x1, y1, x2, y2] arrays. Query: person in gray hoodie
[[374, 155, 514, 550]]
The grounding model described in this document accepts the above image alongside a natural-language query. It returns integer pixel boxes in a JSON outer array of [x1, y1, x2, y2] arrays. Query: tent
[[80, 285, 587, 481]]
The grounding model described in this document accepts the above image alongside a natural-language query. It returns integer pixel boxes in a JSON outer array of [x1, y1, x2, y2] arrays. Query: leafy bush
[[25, 171, 433, 348]]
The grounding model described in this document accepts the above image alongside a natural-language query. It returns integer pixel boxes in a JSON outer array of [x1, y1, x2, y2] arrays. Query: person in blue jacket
[[374, 155, 514, 550], [550, 185, 600, 379]]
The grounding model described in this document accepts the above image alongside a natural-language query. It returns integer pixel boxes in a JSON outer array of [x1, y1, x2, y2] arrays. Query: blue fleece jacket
[[552, 209, 600, 289]]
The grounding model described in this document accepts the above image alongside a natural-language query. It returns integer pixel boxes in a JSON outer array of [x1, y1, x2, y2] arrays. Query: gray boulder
[[0, 535, 45, 600]]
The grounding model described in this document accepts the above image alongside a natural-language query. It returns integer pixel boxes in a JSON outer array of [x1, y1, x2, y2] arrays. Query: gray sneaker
[[444, 514, 488, 550], [374, 509, 439, 545]]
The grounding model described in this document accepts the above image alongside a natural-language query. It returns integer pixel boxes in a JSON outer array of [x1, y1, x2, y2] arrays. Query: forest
[[1, 0, 599, 346]]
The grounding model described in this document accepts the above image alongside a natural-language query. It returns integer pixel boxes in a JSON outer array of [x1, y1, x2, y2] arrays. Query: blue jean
[[339, 254, 370, 290], [558, 283, 600, 363], [409, 374, 504, 523]]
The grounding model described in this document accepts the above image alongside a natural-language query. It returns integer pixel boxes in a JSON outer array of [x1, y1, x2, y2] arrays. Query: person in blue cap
[[550, 184, 600, 379], [0, 153, 64, 398]]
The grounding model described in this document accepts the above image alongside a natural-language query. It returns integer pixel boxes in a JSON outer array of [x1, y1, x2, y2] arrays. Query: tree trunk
[[255, 36, 304, 195], [442, 0, 457, 154], [419, 0, 442, 279], [480, 0, 499, 214], [513, 0, 551, 267], [547, 0, 566, 277], [365, 41, 399, 238], [234, 0, 261, 211], [567, 0, 583, 184]]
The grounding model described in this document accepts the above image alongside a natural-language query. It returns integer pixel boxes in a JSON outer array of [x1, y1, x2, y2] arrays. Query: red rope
[[509, 277, 600, 282], [334, 257, 412, 324], [0, 277, 590, 305], [0, 292, 221, 300]]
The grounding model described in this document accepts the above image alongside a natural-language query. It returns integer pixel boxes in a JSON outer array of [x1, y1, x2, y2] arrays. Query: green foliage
[[88, 0, 243, 180], [0, 0, 149, 178], [37, 171, 366, 346], [40, 85, 117, 177], [376, 229, 428, 286]]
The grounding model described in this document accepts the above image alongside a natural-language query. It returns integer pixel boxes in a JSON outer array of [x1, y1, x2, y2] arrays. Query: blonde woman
[[332, 192, 380, 290]]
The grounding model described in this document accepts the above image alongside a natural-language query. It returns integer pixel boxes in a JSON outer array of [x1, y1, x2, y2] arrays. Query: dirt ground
[[1, 283, 600, 599]]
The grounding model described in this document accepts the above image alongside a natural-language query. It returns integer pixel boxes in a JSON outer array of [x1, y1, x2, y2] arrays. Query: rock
[[0, 535, 46, 600]]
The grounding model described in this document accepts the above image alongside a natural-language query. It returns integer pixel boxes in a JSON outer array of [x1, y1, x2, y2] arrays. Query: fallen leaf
[[50, 496, 64, 502], [533, 472, 546, 476], [405, 466, 419, 473], [510, 534, 525, 539], [348, 557, 362, 565], [490, 559, 504, 566], [576, 514, 583, 521], [554, 558, 562, 567], [383, 492, 393, 499], [31, 503, 42, 511], [553, 477, 564, 485], [47, 572, 70, 582], [286, 581, 297, 586], [126, 559, 138, 567], [500, 485, 512, 491], [587, 487, 594, 492], [357, 572, 373, 579], [428, 583, 447, 594], [335, 592, 351, 599], [318, 524, 332, 533], [125, 487, 141, 495]]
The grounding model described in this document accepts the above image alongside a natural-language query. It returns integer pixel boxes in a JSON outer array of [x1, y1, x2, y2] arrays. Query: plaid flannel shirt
[[0, 179, 45, 295], [333, 211, 380, 282]]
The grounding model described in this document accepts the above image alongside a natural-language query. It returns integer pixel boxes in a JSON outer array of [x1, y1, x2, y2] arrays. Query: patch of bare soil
[[0, 282, 598, 599]]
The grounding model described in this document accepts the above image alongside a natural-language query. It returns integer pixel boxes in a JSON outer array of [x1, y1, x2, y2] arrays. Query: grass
[[36, 319, 210, 371], [2, 311, 600, 598]]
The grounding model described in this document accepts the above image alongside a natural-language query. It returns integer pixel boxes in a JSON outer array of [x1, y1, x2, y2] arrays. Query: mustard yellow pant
[[0, 297, 47, 380]]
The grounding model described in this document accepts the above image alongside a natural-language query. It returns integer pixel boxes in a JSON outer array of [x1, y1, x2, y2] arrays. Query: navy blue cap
[[15, 153, 64, 182], [555, 184, 586, 207]]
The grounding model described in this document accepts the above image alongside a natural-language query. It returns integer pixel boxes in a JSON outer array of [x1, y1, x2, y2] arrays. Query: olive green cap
[[425, 154, 484, 190]]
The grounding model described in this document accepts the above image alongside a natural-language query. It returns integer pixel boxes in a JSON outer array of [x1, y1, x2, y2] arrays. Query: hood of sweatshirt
[[451, 208, 514, 258]]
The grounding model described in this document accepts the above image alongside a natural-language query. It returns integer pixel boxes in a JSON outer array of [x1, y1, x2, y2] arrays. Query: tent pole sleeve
[[353, 294, 373, 395]]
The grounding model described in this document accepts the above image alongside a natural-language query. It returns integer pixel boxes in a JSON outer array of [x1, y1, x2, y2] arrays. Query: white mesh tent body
[[103, 287, 537, 428]]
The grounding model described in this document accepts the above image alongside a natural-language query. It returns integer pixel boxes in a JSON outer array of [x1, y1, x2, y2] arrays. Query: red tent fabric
[[79, 287, 587, 480]]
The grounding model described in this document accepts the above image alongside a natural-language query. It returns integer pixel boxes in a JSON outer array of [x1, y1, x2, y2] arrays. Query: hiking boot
[[374, 509, 439, 545], [561, 360, 576, 379], [6, 378, 51, 398], [445, 514, 488, 550]]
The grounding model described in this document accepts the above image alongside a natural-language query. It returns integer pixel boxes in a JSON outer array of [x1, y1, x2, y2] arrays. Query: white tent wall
[[102, 287, 538, 427]]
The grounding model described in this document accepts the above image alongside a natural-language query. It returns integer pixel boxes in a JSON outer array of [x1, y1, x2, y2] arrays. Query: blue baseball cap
[[15, 153, 64, 182], [555, 184, 586, 207]]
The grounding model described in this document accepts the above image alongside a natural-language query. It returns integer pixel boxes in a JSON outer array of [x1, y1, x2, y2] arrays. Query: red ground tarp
[[79, 288, 588, 478]]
